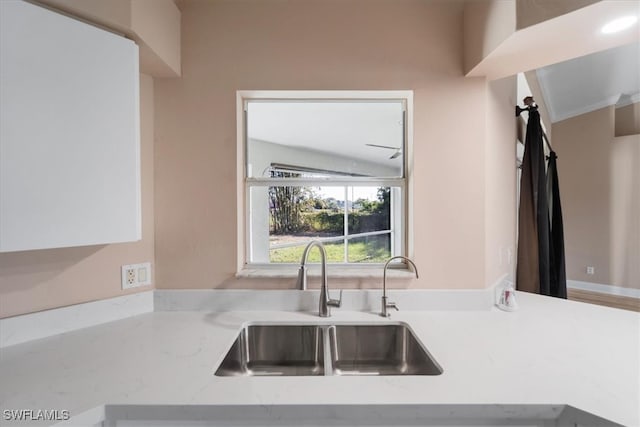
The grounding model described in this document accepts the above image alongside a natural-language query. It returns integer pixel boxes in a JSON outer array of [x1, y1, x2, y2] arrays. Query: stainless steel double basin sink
[[215, 323, 442, 376]]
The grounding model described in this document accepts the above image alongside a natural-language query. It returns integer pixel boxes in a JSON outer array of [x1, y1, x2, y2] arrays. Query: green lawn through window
[[269, 240, 390, 263]]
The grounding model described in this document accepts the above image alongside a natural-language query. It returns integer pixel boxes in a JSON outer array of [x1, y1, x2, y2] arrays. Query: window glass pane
[[268, 185, 344, 237], [347, 234, 391, 263], [246, 101, 404, 178], [265, 185, 346, 263], [347, 187, 391, 235]]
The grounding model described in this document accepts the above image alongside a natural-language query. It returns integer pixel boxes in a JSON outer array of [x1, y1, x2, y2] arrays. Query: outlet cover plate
[[121, 262, 152, 289]]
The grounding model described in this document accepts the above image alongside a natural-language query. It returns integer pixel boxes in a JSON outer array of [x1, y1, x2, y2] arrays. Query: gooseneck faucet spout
[[381, 256, 419, 317], [296, 240, 342, 317]]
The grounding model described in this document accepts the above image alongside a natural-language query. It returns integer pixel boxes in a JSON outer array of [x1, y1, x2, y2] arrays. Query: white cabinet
[[0, 0, 141, 252]]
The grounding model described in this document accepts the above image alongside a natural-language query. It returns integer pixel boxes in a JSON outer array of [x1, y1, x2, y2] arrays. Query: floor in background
[[568, 288, 640, 312]]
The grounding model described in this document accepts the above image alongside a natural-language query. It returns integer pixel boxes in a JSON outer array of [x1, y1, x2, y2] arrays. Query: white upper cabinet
[[0, 0, 141, 252]]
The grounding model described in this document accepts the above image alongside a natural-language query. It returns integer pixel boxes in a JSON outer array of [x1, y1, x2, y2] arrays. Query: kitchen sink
[[215, 325, 324, 376], [215, 322, 442, 376], [328, 324, 442, 376]]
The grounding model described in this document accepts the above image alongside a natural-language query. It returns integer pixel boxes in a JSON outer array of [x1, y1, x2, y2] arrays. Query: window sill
[[236, 265, 418, 280]]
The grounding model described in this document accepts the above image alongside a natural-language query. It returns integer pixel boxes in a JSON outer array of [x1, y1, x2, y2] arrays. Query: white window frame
[[236, 90, 414, 274]]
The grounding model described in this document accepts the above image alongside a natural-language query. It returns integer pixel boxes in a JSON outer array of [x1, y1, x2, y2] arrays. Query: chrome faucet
[[296, 240, 342, 317], [381, 256, 419, 317]]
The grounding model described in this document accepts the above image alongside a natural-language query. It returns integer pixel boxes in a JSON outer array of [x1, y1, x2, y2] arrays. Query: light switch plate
[[121, 262, 152, 289]]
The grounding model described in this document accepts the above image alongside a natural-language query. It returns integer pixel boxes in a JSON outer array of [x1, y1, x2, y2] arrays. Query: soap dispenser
[[497, 281, 518, 312]]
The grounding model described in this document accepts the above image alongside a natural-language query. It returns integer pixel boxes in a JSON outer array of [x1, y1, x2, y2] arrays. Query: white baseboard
[[0, 291, 153, 348], [567, 280, 640, 299]]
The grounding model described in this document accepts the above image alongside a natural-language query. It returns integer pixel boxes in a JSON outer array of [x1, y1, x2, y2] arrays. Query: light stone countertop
[[0, 292, 638, 426]]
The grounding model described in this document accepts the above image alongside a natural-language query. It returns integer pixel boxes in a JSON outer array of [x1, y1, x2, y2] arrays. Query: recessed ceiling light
[[601, 16, 638, 34]]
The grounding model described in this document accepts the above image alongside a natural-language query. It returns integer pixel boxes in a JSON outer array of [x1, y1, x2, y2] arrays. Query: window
[[238, 91, 412, 269]]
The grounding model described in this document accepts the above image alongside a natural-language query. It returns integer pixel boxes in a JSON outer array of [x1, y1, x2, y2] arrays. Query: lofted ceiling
[[536, 42, 640, 123]]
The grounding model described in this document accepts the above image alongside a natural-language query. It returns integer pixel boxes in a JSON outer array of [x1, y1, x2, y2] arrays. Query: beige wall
[[154, 0, 515, 291], [610, 134, 640, 288], [485, 77, 518, 286], [131, 0, 181, 77], [553, 106, 640, 289], [0, 74, 155, 319], [615, 102, 640, 138], [463, 0, 516, 75]]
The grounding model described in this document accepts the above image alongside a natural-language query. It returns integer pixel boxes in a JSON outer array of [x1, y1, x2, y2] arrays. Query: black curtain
[[516, 106, 566, 298], [547, 151, 567, 299]]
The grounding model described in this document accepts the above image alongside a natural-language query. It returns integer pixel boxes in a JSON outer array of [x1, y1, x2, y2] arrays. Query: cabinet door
[[0, 0, 140, 252]]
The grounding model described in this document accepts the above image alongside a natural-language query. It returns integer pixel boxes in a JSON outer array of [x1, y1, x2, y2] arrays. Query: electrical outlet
[[121, 262, 152, 289], [126, 268, 135, 285], [586, 266, 595, 275]]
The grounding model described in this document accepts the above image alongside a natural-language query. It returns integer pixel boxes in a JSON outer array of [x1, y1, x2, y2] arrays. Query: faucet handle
[[328, 289, 343, 308], [380, 296, 399, 317]]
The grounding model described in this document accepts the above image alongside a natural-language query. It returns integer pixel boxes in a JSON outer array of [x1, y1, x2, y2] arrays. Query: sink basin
[[215, 322, 442, 376], [329, 324, 442, 375], [215, 325, 324, 376]]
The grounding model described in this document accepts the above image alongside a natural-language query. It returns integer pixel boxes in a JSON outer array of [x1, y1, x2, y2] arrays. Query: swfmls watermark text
[[3, 409, 70, 422]]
